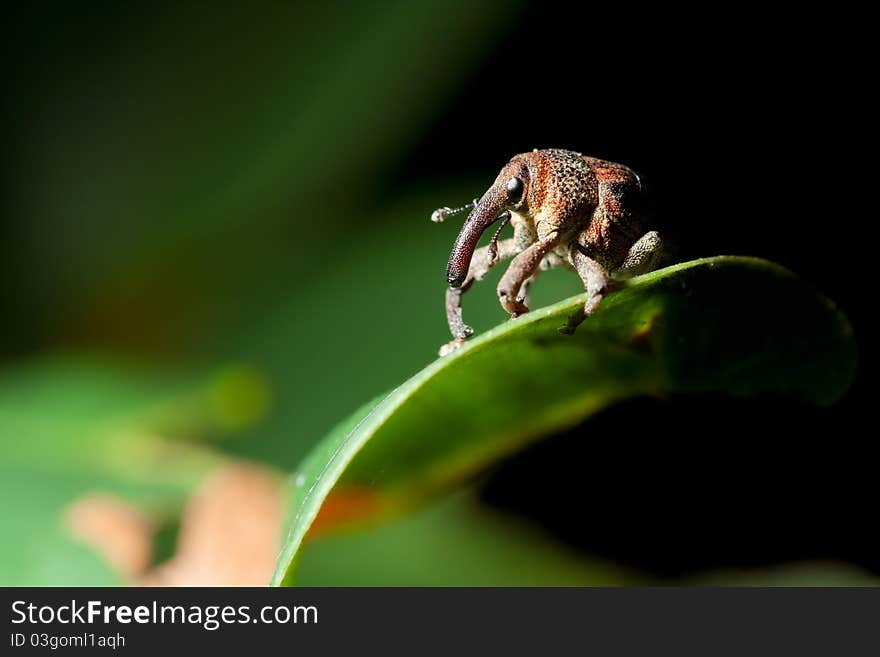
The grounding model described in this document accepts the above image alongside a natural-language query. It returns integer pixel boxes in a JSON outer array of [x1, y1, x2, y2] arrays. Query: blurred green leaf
[[273, 257, 856, 585], [1, 469, 124, 586], [0, 358, 266, 585]]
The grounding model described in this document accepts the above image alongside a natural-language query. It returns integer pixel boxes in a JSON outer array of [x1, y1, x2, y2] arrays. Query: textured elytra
[[529, 148, 599, 211]]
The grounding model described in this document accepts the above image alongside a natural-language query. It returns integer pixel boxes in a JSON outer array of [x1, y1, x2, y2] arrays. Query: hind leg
[[613, 231, 665, 279], [561, 244, 610, 334]]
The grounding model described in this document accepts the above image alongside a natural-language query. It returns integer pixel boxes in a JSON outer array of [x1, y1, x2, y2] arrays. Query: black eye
[[506, 177, 523, 203]]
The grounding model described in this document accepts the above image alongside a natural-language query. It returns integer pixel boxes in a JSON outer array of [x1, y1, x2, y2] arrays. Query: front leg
[[497, 232, 560, 317], [516, 272, 538, 310], [561, 243, 610, 334], [443, 238, 519, 350]]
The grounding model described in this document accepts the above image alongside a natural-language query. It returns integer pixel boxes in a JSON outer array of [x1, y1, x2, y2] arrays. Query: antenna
[[430, 198, 479, 223], [487, 210, 512, 262]]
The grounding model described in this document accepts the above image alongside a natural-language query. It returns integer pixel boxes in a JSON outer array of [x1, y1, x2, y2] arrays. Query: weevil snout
[[445, 163, 528, 287]]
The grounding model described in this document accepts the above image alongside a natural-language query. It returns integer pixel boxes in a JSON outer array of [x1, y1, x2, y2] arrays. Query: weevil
[[432, 148, 665, 356]]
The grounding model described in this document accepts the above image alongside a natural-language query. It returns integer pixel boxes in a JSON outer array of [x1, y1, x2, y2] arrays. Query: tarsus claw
[[439, 338, 466, 357]]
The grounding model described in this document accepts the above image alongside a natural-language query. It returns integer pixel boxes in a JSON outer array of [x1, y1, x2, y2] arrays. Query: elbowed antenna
[[430, 198, 479, 223]]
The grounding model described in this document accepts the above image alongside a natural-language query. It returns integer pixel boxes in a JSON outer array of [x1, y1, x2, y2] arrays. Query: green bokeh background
[[3, 1, 539, 468]]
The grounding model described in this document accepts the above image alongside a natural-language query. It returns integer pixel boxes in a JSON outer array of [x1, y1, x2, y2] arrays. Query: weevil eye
[[506, 177, 523, 204]]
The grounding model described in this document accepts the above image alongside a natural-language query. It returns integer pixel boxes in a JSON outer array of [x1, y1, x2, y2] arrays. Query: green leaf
[[273, 256, 856, 586], [0, 358, 267, 585]]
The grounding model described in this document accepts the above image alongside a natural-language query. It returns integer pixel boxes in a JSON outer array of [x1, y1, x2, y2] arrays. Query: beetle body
[[435, 148, 665, 355]]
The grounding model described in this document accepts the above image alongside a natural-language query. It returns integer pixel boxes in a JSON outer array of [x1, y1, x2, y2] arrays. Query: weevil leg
[[442, 238, 519, 354], [613, 231, 666, 280], [539, 251, 566, 271], [517, 251, 565, 309], [486, 211, 512, 265], [561, 243, 610, 334], [444, 278, 475, 344], [517, 272, 538, 310], [497, 233, 560, 317]]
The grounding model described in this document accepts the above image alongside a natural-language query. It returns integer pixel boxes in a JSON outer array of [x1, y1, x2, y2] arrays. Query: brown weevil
[[432, 148, 665, 356]]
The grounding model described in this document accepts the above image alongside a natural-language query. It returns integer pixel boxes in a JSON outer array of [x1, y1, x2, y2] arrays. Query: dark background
[[1, 2, 874, 583]]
